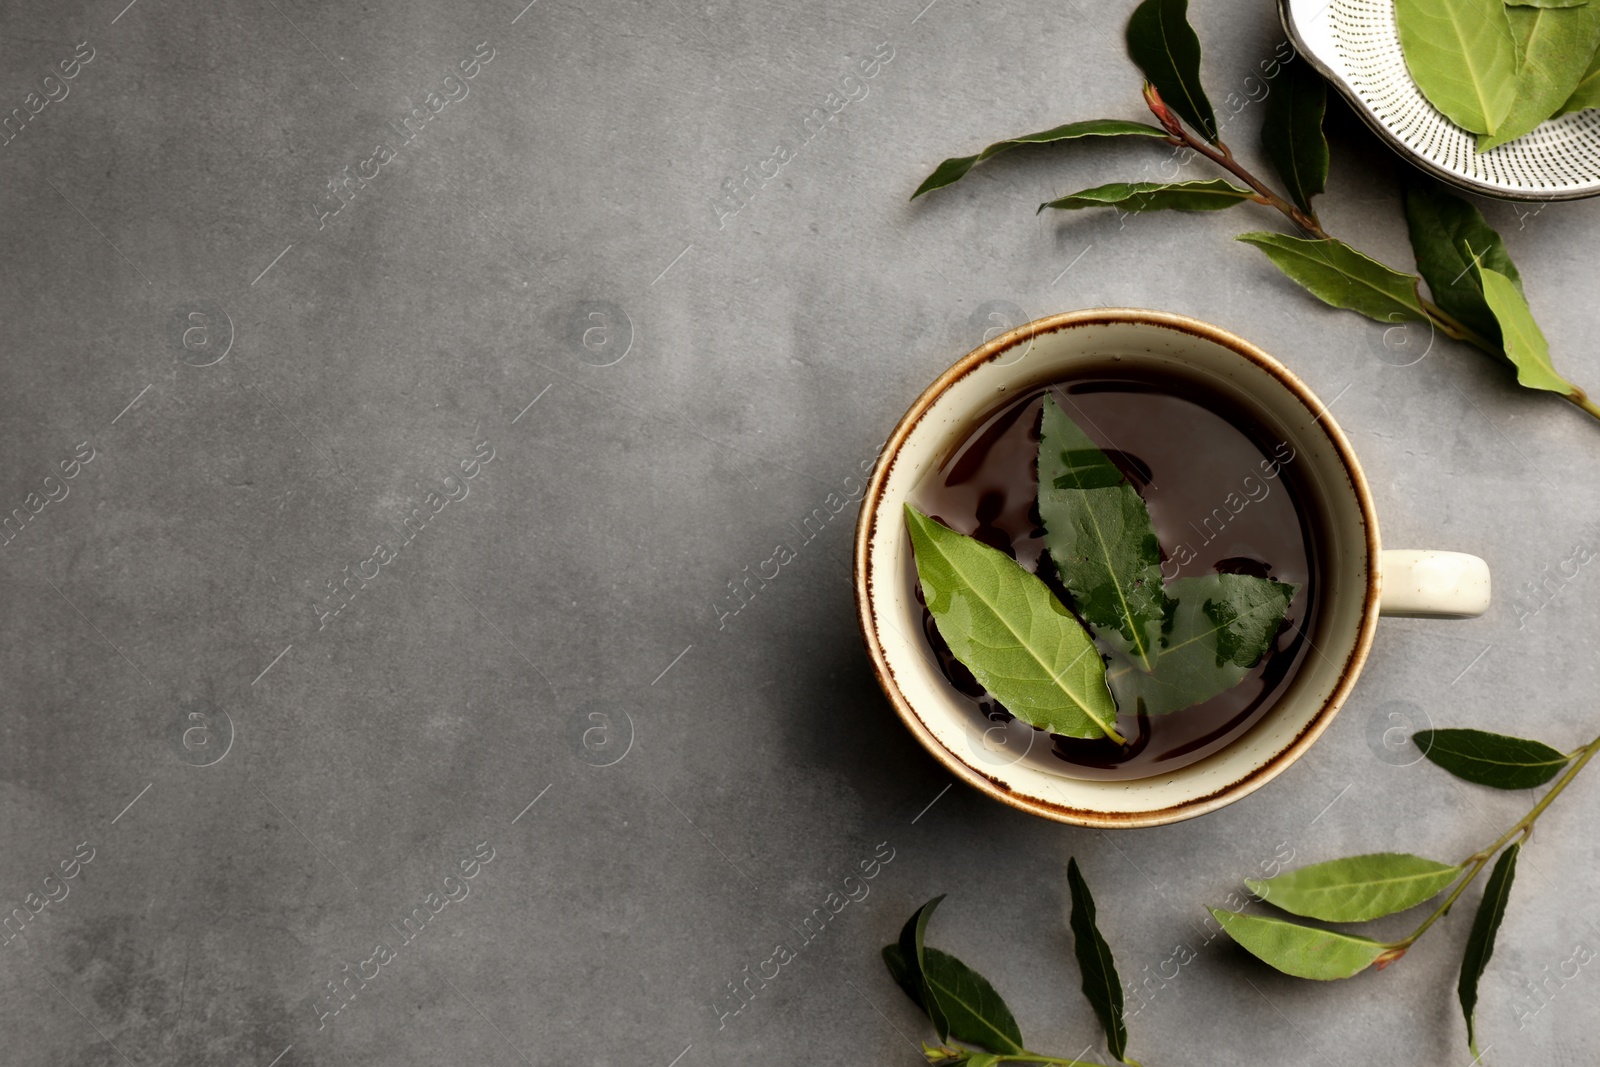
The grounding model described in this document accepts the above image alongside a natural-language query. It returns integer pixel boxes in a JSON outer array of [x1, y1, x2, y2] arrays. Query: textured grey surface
[[2, 0, 1598, 1065]]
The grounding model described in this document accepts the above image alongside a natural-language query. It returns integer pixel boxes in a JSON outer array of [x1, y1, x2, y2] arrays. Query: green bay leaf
[[1200, 574, 1296, 666], [1127, 0, 1218, 140], [1260, 58, 1330, 215], [887, 902, 1026, 1055], [1403, 179, 1522, 350], [1459, 844, 1521, 1058], [1478, 265, 1575, 393], [1209, 908, 1393, 980], [1394, 0, 1519, 134], [1038, 396, 1168, 672], [1479, 3, 1600, 150], [1415, 728, 1573, 788], [1107, 573, 1297, 716], [922, 947, 1026, 1055], [1237, 232, 1427, 323], [1557, 44, 1600, 111], [1247, 853, 1462, 922], [912, 120, 1171, 200], [905, 505, 1122, 742], [1068, 858, 1131, 1063], [1039, 178, 1254, 213]]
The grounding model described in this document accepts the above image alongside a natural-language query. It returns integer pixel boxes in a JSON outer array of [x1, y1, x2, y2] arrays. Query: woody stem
[[1143, 85, 1325, 237]]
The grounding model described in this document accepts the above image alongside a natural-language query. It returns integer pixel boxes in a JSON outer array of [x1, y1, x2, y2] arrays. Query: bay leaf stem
[[1418, 297, 1497, 354], [1401, 733, 1600, 948], [1143, 83, 1325, 237], [1564, 387, 1600, 421]]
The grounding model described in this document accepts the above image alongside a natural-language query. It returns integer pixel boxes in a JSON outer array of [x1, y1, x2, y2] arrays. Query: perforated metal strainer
[[1281, 0, 1600, 200]]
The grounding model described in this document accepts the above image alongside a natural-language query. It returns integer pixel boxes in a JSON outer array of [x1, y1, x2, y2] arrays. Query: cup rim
[[852, 308, 1383, 828]]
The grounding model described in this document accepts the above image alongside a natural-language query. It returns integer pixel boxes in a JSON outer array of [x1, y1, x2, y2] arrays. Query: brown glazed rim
[[852, 308, 1383, 829]]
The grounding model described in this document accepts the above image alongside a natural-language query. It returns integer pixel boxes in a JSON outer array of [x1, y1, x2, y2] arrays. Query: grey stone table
[[2, 0, 1597, 1064]]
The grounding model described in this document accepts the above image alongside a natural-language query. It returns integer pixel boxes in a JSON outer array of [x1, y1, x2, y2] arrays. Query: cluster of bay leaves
[[907, 397, 1298, 747], [879, 720, 1597, 1064], [911, 0, 1600, 423], [883, 861, 1143, 1065], [1211, 725, 1596, 1060], [1396, 0, 1600, 150]]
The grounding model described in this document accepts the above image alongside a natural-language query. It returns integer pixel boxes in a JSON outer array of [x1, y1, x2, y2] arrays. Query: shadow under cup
[[855, 310, 1381, 828]]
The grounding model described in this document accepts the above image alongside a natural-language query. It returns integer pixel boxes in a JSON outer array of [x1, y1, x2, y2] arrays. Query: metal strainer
[[1281, 0, 1600, 200]]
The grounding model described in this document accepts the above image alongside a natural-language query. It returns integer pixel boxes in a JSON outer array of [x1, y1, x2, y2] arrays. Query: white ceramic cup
[[853, 309, 1490, 828]]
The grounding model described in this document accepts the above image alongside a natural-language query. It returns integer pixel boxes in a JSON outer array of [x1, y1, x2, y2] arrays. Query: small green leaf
[[1198, 574, 1295, 667], [888, 899, 1025, 1055], [897, 896, 950, 1040], [1403, 179, 1522, 350], [912, 120, 1172, 199], [1260, 59, 1329, 215], [1478, 265, 1576, 394], [1237, 232, 1427, 324], [1478, 4, 1600, 150], [1038, 396, 1169, 672], [922, 947, 1026, 1055], [1415, 728, 1573, 788], [1394, 0, 1519, 134], [1209, 908, 1394, 980], [1247, 853, 1462, 922], [1557, 44, 1600, 112], [906, 506, 1122, 742], [1127, 0, 1218, 141], [1040, 179, 1254, 213], [1069, 858, 1131, 1063], [1460, 844, 1521, 1059], [1106, 573, 1297, 716]]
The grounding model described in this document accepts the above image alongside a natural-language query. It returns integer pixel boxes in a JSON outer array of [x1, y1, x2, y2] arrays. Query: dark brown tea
[[910, 364, 1326, 781]]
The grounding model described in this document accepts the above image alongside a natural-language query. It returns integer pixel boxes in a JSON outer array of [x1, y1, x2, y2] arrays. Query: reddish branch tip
[[1373, 946, 1409, 971], [1142, 82, 1185, 138]]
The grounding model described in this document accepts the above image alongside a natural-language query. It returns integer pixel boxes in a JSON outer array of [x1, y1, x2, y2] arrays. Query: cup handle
[[1379, 550, 1491, 618]]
